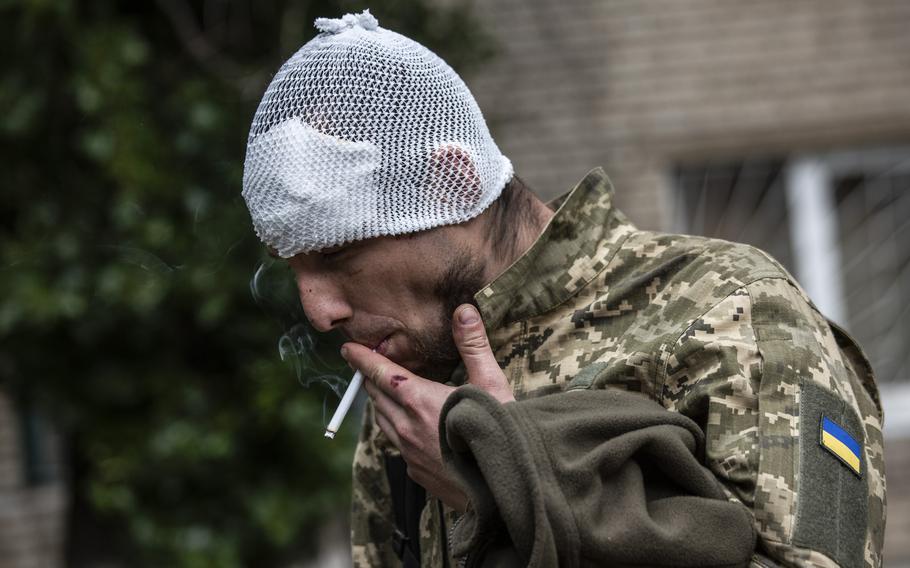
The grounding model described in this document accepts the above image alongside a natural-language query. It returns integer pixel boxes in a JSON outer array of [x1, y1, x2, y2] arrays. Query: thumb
[[453, 304, 512, 402]]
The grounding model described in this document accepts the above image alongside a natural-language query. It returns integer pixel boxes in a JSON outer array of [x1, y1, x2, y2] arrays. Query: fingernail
[[458, 306, 479, 325], [340, 345, 349, 359]]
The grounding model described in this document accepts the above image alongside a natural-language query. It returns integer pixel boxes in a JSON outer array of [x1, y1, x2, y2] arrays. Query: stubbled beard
[[408, 247, 487, 382]]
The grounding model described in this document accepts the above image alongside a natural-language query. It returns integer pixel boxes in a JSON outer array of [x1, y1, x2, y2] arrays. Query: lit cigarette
[[324, 368, 365, 439]]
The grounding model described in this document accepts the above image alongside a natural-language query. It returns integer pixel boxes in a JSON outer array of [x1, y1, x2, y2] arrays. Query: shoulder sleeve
[[351, 399, 403, 568], [660, 277, 885, 568]]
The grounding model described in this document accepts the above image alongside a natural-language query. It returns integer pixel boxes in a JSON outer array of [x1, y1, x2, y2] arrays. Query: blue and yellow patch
[[820, 416, 862, 476]]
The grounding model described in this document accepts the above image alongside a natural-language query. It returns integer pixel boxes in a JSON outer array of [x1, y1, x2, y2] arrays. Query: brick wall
[[0, 389, 67, 568], [465, 0, 910, 229]]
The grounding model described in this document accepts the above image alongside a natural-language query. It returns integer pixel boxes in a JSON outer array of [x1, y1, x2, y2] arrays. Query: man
[[242, 10, 886, 568]]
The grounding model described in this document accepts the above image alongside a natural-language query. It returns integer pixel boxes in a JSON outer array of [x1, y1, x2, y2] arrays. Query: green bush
[[0, 1, 494, 565]]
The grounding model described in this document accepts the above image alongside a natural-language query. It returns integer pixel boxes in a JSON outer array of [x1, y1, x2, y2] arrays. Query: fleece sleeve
[[439, 385, 756, 568]]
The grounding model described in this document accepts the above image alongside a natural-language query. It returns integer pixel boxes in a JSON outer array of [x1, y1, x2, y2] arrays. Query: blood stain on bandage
[[391, 375, 408, 388]]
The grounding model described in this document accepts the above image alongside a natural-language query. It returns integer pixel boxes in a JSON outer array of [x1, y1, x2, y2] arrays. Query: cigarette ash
[[250, 260, 349, 403]]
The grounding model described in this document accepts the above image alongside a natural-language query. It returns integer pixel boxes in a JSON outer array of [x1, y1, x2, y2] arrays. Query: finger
[[366, 380, 429, 457], [372, 406, 401, 449], [364, 377, 408, 426], [340, 342, 422, 403], [452, 304, 511, 398]]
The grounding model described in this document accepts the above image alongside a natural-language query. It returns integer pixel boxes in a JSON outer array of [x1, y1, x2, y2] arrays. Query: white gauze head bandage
[[242, 9, 513, 258]]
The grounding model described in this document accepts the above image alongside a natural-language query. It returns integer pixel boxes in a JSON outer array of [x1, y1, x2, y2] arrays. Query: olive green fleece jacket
[[439, 386, 757, 568]]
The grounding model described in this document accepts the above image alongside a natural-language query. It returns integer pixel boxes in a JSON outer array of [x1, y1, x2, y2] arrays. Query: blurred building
[[465, 0, 910, 564], [0, 389, 66, 568], [6, 2, 908, 566]]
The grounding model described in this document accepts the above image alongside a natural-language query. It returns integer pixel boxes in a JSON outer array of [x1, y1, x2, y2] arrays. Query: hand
[[340, 304, 515, 512]]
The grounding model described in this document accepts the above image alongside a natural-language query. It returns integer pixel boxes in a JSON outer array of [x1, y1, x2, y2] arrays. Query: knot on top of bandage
[[314, 9, 379, 34]]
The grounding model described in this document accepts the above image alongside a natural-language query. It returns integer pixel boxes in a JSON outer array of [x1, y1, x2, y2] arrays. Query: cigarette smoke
[[250, 260, 349, 402], [100, 241, 352, 426], [100, 242, 351, 403]]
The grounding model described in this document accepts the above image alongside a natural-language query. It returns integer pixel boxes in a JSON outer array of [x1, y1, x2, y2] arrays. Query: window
[[672, 147, 910, 386]]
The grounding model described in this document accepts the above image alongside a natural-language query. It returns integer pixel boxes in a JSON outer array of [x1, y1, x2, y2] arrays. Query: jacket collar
[[474, 167, 636, 337]]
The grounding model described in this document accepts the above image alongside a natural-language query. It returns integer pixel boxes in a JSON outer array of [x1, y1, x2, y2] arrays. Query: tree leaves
[[1, 1, 493, 565]]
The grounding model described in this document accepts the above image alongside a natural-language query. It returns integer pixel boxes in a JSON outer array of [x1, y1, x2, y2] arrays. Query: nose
[[294, 273, 353, 333]]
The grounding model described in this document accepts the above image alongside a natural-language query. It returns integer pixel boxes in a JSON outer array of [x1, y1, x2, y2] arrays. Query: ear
[[427, 143, 482, 208]]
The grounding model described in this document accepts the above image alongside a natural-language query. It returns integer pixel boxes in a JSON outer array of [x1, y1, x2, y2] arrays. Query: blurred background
[[1, 0, 908, 566]]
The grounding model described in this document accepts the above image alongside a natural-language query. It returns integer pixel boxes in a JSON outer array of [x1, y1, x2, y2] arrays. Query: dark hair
[[483, 175, 538, 262], [393, 174, 538, 260]]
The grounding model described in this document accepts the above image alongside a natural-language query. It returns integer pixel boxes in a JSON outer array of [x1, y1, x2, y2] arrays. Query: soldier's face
[[286, 228, 487, 381]]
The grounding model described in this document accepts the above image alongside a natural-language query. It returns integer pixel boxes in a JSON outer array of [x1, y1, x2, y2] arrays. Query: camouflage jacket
[[351, 167, 886, 568]]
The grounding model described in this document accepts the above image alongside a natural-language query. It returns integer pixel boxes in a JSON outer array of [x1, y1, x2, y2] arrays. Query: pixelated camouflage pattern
[[351, 401, 402, 568], [351, 167, 886, 567], [418, 497, 460, 568]]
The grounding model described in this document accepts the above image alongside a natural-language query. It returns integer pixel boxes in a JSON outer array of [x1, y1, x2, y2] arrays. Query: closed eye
[[320, 246, 348, 263]]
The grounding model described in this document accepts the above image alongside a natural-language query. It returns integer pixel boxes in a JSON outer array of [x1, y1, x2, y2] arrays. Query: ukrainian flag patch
[[820, 416, 862, 476]]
